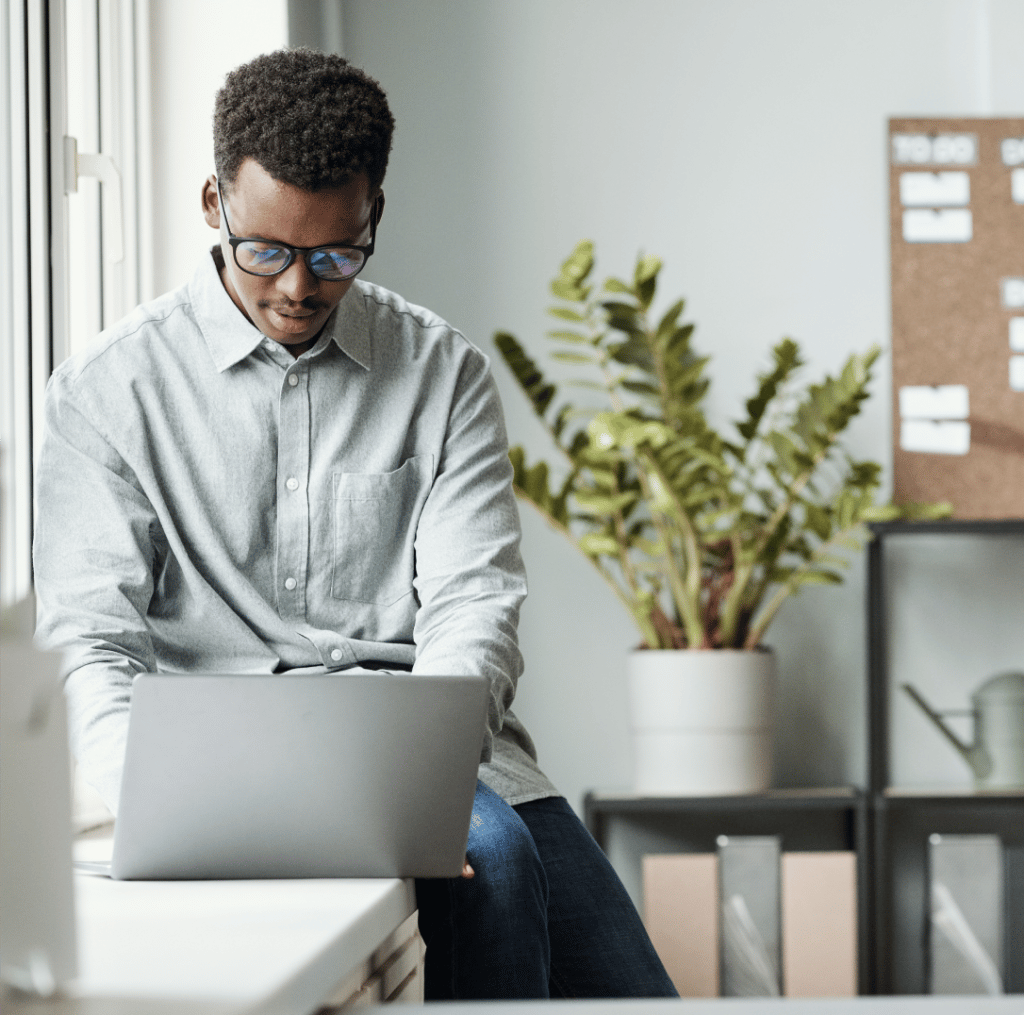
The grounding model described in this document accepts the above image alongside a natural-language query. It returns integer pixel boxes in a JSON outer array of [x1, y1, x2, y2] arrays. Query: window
[[64, 0, 149, 360], [1, 0, 145, 606], [1, 0, 55, 605]]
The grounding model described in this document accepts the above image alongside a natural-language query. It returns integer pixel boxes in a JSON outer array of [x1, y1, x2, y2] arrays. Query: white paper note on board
[[1012, 168, 1024, 204], [892, 134, 977, 165], [1003, 279, 1024, 308], [1002, 138, 1024, 166], [899, 172, 970, 206], [899, 384, 970, 420], [900, 419, 971, 455], [1010, 357, 1024, 392], [1010, 319, 1024, 352], [903, 209, 972, 243]]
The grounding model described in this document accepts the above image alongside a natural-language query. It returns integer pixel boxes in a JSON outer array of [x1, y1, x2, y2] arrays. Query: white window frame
[[1, 0, 63, 605], [1, 0, 146, 606]]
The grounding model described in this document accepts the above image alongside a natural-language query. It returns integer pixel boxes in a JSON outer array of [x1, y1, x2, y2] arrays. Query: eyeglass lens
[[234, 241, 366, 281]]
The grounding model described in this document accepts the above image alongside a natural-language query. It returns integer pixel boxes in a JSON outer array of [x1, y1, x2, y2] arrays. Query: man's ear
[[375, 190, 385, 226], [201, 175, 220, 230]]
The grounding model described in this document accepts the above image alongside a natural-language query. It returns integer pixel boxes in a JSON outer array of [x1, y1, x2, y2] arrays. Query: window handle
[[63, 135, 123, 264]]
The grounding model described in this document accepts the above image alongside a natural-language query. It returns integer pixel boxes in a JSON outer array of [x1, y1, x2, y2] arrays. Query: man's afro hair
[[213, 48, 394, 194]]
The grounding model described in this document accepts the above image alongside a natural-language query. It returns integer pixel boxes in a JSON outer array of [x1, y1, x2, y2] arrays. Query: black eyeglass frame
[[217, 180, 379, 281]]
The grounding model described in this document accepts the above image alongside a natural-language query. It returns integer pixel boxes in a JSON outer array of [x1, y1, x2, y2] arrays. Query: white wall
[[148, 0, 288, 296], [340, 0, 1024, 812]]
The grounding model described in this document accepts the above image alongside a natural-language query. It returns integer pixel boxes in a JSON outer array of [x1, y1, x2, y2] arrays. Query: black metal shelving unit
[[583, 787, 871, 995], [866, 519, 1024, 995], [582, 519, 1024, 997], [873, 791, 1024, 994]]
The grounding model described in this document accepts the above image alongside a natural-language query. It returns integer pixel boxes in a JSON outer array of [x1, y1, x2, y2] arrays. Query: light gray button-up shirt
[[34, 249, 556, 813]]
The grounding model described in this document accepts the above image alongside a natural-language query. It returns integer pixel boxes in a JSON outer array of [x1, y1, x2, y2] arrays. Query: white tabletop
[[423, 1000, 1024, 1014], [62, 831, 415, 1015]]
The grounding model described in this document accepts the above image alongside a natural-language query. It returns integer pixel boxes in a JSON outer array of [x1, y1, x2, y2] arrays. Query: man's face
[[202, 159, 380, 353]]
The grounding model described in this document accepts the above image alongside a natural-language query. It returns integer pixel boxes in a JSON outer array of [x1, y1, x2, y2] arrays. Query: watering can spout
[[901, 683, 993, 780]]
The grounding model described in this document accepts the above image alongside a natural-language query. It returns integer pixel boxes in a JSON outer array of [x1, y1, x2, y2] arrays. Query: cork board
[[889, 117, 1024, 519]]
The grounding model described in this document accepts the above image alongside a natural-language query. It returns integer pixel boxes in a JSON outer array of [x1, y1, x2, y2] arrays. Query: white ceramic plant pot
[[628, 649, 776, 795]]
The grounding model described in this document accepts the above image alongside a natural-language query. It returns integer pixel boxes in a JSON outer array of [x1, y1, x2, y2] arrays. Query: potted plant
[[494, 240, 948, 794]]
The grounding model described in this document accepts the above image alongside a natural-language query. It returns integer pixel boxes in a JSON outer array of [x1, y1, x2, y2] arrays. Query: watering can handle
[[901, 683, 973, 757]]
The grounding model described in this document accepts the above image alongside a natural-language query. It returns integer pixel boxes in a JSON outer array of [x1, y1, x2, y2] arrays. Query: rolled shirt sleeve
[[412, 345, 527, 760], [34, 373, 159, 812]]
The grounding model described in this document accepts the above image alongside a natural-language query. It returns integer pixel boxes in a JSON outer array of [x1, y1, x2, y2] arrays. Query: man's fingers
[[461, 860, 475, 878]]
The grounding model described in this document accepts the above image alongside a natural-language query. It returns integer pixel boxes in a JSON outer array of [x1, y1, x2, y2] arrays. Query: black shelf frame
[[866, 518, 1024, 795], [873, 792, 1024, 995], [581, 520, 1024, 998], [583, 788, 871, 995], [865, 518, 1024, 994]]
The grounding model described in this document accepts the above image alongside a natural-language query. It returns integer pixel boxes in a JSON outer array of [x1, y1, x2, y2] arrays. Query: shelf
[[866, 521, 1024, 994], [874, 794, 1024, 994], [882, 786, 1024, 799], [586, 786, 860, 807], [583, 786, 870, 994], [868, 518, 1024, 537], [584, 788, 866, 858], [585, 522, 1024, 997]]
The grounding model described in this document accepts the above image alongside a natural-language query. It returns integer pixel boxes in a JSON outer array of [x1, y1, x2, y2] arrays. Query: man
[[34, 48, 676, 1000]]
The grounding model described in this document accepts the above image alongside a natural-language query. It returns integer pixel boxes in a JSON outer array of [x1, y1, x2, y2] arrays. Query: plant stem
[[742, 523, 857, 648], [718, 558, 753, 646], [636, 451, 706, 647], [719, 435, 835, 644]]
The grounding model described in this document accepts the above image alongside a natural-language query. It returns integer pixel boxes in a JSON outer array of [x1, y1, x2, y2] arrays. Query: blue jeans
[[415, 781, 678, 1000]]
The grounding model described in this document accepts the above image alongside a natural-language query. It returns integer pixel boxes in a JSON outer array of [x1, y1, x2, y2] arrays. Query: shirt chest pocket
[[331, 455, 433, 605]]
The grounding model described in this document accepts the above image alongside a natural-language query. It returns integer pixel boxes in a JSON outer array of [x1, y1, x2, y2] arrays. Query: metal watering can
[[902, 672, 1024, 789]]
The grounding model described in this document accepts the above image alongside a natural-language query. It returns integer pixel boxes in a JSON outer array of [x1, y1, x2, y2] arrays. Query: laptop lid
[[110, 672, 488, 880]]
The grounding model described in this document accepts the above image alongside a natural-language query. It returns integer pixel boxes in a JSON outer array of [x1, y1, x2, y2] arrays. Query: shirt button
[[287, 374, 299, 387], [284, 577, 297, 591], [331, 649, 343, 662], [286, 477, 299, 491]]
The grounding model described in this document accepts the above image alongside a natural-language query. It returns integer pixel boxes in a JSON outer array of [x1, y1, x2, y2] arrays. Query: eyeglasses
[[217, 181, 378, 282]]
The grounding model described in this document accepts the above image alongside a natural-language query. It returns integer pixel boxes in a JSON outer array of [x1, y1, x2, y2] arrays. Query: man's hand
[[461, 859, 475, 879]]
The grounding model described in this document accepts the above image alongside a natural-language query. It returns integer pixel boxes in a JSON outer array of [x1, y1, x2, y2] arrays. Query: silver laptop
[[102, 672, 488, 880]]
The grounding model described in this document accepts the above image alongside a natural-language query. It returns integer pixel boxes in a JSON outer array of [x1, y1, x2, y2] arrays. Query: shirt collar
[[191, 249, 372, 372], [324, 280, 371, 370], [191, 248, 266, 372]]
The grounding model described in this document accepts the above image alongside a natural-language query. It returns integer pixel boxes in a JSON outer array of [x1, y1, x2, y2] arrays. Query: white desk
[[425, 1001, 1024, 1014], [7, 831, 421, 1015]]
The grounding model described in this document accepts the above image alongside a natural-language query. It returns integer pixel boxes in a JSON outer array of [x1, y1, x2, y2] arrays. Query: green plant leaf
[[574, 489, 639, 515], [859, 504, 900, 523], [636, 276, 656, 309], [548, 306, 588, 323], [634, 254, 661, 285], [551, 351, 596, 364], [610, 337, 654, 370], [561, 239, 595, 282], [896, 500, 954, 520], [547, 330, 589, 344], [805, 503, 832, 541], [736, 338, 802, 442], [551, 278, 589, 302], [578, 532, 621, 557], [621, 380, 661, 397], [633, 536, 665, 556], [494, 331, 557, 418], [522, 459, 552, 504], [795, 569, 844, 587], [655, 298, 686, 340], [498, 243, 949, 651]]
